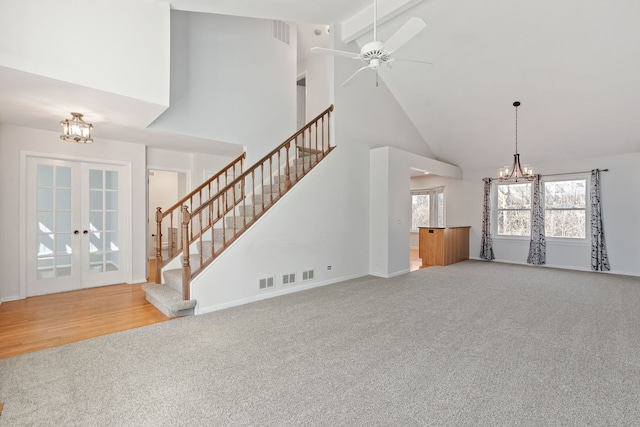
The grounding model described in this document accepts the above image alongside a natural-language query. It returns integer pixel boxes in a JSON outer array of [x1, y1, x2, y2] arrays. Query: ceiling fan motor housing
[[360, 40, 389, 66]]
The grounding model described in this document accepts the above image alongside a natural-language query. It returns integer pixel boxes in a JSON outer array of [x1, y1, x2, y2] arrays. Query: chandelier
[[60, 112, 93, 144], [498, 101, 533, 182]]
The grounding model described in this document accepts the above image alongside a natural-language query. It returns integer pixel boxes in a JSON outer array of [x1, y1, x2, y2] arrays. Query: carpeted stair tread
[[141, 283, 196, 317]]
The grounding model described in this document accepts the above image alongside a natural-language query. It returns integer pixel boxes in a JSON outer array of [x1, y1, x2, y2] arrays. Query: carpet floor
[[1, 260, 640, 426]]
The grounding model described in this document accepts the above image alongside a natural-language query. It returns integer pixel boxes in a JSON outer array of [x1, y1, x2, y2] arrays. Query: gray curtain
[[527, 174, 546, 265], [480, 178, 495, 260], [590, 169, 610, 271]]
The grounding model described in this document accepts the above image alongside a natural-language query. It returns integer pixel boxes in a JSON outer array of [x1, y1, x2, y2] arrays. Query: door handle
[[83, 230, 88, 234], [74, 230, 79, 234]]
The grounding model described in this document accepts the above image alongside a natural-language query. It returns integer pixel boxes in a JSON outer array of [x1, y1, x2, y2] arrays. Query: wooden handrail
[[192, 104, 334, 217], [167, 104, 334, 298], [164, 152, 246, 217]]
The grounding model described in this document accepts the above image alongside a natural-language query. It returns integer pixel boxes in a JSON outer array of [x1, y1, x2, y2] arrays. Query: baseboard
[[0, 294, 21, 303], [468, 256, 639, 277], [371, 269, 410, 279], [195, 273, 368, 315]]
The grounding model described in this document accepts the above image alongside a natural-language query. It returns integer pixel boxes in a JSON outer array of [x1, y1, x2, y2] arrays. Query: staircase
[[143, 105, 335, 316]]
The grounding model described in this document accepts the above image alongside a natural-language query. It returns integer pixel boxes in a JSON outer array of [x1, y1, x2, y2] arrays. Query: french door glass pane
[[36, 165, 73, 278], [56, 167, 71, 187], [90, 191, 103, 210], [105, 171, 118, 190], [88, 169, 119, 275]]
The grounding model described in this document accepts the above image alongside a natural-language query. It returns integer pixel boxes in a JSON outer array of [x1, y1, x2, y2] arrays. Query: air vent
[[272, 20, 290, 45], [302, 269, 315, 281], [259, 276, 274, 290], [282, 273, 296, 285]]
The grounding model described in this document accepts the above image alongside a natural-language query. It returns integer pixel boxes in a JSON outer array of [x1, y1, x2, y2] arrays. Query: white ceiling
[[2, 0, 639, 169]]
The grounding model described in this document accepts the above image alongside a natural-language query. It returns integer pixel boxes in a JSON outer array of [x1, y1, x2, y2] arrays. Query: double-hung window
[[493, 177, 588, 240], [544, 178, 587, 239], [495, 182, 531, 237], [411, 187, 444, 231]]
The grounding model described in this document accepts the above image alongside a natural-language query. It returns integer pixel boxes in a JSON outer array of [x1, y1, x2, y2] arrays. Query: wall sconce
[[60, 112, 93, 143]]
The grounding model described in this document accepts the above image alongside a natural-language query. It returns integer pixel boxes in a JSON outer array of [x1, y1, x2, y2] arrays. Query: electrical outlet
[[327, 265, 332, 270]]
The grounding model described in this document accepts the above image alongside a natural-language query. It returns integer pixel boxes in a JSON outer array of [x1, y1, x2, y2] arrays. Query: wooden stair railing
[[154, 152, 246, 283], [177, 104, 335, 300]]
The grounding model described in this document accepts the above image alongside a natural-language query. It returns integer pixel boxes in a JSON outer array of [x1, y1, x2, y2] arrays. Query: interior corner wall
[[0, 124, 148, 301], [0, 0, 170, 107], [370, 146, 462, 277], [149, 11, 297, 164], [369, 148, 391, 276]]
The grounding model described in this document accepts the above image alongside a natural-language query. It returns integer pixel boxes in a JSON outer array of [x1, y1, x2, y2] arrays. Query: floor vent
[[259, 277, 274, 290], [272, 20, 290, 45], [302, 269, 315, 281], [282, 273, 296, 285]]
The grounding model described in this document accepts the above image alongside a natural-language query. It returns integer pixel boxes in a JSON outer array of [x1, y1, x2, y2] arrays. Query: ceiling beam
[[341, 0, 425, 44]]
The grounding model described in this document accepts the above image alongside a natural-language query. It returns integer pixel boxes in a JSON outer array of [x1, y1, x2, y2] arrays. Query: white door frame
[[147, 165, 191, 264], [20, 151, 133, 299]]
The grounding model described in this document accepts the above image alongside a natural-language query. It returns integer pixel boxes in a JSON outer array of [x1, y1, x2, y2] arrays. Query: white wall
[[149, 11, 297, 164], [412, 152, 640, 276], [370, 146, 462, 277], [191, 24, 453, 312], [296, 25, 332, 120], [147, 147, 237, 192], [191, 151, 370, 313], [0, 124, 147, 301], [0, 0, 170, 107]]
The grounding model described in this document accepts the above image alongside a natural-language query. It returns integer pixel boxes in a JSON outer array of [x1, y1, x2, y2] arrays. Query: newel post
[[181, 205, 191, 300], [155, 207, 163, 284], [284, 141, 292, 190]]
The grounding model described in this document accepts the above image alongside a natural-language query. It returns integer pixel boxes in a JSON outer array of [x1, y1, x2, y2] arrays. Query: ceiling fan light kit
[[310, 0, 431, 86]]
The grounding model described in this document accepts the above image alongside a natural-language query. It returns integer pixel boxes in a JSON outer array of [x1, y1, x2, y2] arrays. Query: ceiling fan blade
[[341, 66, 370, 87], [310, 47, 359, 59], [384, 17, 427, 54], [391, 57, 434, 65]]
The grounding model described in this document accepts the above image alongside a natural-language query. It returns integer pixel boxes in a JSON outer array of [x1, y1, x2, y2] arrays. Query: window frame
[[491, 175, 590, 243], [410, 186, 444, 232], [543, 174, 589, 243], [492, 181, 532, 240]]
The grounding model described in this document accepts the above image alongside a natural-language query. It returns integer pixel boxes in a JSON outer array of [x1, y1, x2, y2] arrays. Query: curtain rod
[[490, 169, 609, 180], [540, 168, 609, 178]]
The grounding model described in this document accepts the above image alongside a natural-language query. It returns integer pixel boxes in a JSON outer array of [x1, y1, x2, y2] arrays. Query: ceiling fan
[[311, 0, 431, 87]]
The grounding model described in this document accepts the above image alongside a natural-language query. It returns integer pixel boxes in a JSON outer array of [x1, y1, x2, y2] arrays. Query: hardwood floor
[[0, 282, 172, 360], [410, 248, 421, 272], [1, 255, 420, 361]]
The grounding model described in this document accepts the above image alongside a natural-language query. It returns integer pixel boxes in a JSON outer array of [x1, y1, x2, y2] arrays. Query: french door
[[26, 157, 128, 296]]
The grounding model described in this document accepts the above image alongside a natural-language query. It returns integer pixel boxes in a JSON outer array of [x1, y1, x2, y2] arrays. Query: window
[[493, 178, 588, 240], [411, 187, 444, 231], [495, 182, 531, 236], [544, 179, 587, 239]]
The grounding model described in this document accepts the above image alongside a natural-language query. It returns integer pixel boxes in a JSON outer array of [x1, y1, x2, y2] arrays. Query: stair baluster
[[181, 206, 191, 300], [148, 105, 334, 310]]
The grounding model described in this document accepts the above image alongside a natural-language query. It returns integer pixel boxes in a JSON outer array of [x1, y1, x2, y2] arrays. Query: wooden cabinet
[[418, 226, 470, 267]]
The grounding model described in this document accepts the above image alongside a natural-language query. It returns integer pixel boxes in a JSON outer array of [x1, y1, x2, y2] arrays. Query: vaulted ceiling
[[2, 0, 639, 170], [171, 0, 640, 170]]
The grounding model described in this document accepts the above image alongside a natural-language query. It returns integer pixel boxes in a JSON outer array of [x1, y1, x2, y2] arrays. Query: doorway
[[297, 74, 307, 129], [148, 169, 187, 260], [26, 157, 129, 296]]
